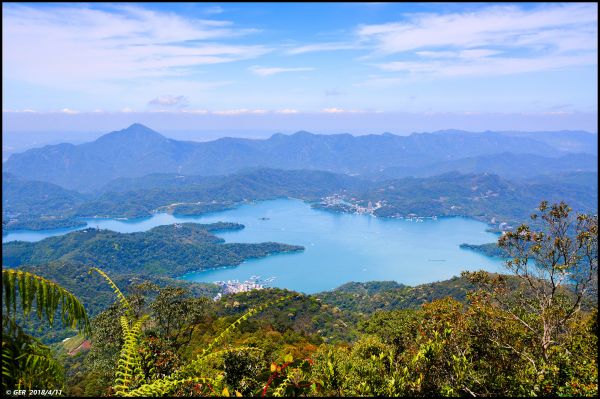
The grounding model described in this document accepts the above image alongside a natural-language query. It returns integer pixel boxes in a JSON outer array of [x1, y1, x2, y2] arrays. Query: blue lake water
[[2, 198, 504, 293]]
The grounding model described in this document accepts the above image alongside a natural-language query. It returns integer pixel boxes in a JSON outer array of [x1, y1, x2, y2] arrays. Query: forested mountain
[[5, 124, 596, 191], [373, 152, 598, 180], [499, 130, 598, 154], [2, 173, 89, 231], [3, 223, 303, 278], [4, 168, 597, 233], [2, 172, 87, 215], [355, 171, 598, 225]]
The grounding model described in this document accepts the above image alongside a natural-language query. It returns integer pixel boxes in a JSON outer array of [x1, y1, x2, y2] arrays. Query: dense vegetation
[[2, 269, 90, 391], [2, 173, 89, 233], [2, 201, 597, 396], [3, 222, 303, 278]]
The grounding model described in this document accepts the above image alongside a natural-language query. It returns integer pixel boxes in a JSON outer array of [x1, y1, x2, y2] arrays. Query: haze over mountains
[[4, 124, 597, 192]]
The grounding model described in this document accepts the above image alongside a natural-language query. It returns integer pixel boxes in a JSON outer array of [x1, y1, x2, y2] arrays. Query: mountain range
[[4, 124, 597, 192]]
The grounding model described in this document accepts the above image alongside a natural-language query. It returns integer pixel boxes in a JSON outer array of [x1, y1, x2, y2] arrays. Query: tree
[[464, 200, 598, 394], [2, 269, 90, 391], [149, 286, 214, 354], [88, 267, 297, 396]]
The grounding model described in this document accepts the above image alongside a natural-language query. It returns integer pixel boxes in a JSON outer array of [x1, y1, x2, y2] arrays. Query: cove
[[2, 198, 505, 293]]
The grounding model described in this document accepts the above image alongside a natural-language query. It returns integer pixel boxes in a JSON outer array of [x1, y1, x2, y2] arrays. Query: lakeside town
[[317, 194, 437, 222], [317, 194, 515, 231], [212, 275, 276, 301]]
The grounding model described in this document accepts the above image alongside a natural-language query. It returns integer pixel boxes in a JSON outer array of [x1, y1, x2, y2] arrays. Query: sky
[[2, 2, 598, 135]]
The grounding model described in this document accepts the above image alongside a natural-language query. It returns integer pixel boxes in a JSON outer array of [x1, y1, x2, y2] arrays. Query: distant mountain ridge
[[373, 152, 598, 180], [4, 123, 597, 191]]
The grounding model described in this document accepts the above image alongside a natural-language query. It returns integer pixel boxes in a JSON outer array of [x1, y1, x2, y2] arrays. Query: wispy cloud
[[358, 4, 597, 54], [375, 53, 597, 77], [60, 108, 79, 114], [249, 66, 315, 77], [355, 4, 597, 79], [203, 6, 225, 15], [181, 109, 209, 114], [212, 109, 268, 115], [4, 109, 38, 113], [286, 42, 360, 55], [3, 4, 269, 88], [148, 95, 190, 108], [415, 49, 501, 59], [321, 108, 365, 114]]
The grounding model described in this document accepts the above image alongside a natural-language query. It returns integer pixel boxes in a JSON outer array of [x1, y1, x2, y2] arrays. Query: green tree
[[88, 267, 296, 396], [464, 200, 598, 395], [2, 269, 90, 391]]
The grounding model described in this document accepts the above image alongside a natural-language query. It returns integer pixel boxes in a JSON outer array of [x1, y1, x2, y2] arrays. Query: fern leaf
[[124, 376, 215, 397], [2, 269, 90, 335], [199, 294, 296, 359], [89, 267, 133, 316]]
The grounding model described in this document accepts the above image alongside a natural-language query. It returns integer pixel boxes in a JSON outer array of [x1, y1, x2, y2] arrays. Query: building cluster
[[320, 194, 384, 215], [212, 276, 276, 301], [490, 217, 513, 232]]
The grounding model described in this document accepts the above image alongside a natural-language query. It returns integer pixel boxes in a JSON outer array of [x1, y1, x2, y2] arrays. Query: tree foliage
[[2, 269, 89, 391], [89, 267, 297, 396]]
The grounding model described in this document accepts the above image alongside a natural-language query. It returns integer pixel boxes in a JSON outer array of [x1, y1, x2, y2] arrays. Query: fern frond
[[124, 376, 216, 397], [114, 315, 148, 396], [89, 267, 133, 316], [272, 374, 292, 397], [2, 315, 65, 391], [199, 294, 296, 359], [2, 269, 90, 335]]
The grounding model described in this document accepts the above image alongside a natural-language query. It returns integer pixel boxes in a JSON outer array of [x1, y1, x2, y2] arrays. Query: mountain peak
[[96, 123, 166, 143], [292, 130, 315, 137], [122, 123, 160, 134], [128, 122, 147, 128]]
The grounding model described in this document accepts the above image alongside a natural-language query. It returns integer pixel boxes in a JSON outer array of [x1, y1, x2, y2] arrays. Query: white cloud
[[322, 107, 345, 113], [376, 53, 597, 77], [358, 4, 597, 54], [276, 109, 300, 114], [3, 108, 38, 113], [286, 42, 359, 55], [416, 49, 501, 59], [59, 108, 79, 114], [181, 109, 209, 114], [249, 66, 315, 77], [415, 50, 457, 59], [356, 4, 597, 79], [212, 109, 269, 115], [121, 107, 135, 113], [321, 108, 364, 114], [148, 95, 190, 107], [3, 4, 270, 88]]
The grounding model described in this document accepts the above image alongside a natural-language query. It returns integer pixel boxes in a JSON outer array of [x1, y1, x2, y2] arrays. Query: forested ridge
[[3, 168, 597, 235]]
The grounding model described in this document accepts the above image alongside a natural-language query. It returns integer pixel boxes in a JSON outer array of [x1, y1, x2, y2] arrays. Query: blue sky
[[2, 2, 598, 133]]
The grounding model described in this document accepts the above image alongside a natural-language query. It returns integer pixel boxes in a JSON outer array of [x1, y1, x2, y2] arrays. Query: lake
[[2, 198, 505, 293]]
